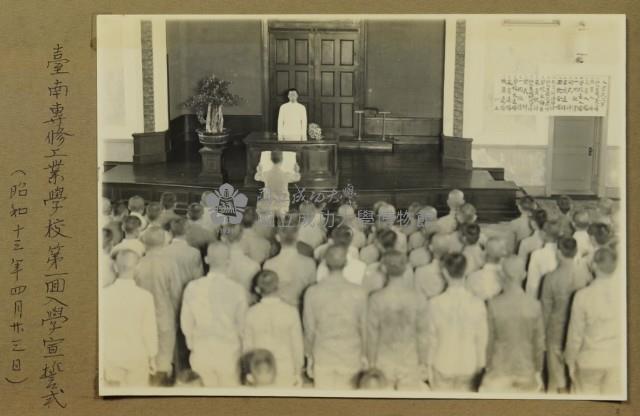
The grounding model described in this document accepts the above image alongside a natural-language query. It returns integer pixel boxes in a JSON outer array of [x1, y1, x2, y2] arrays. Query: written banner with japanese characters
[[493, 74, 609, 115]]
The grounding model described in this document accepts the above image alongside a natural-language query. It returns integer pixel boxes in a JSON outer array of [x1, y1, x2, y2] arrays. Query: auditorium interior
[[98, 16, 625, 221]]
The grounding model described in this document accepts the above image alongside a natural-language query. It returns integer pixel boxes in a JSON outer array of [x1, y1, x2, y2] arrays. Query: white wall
[[97, 15, 168, 163], [448, 15, 625, 195]]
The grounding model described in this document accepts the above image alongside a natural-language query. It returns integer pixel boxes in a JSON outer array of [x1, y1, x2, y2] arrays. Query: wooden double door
[[268, 23, 363, 136]]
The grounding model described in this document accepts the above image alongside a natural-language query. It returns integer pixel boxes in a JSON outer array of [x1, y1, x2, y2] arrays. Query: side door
[[550, 116, 601, 194]]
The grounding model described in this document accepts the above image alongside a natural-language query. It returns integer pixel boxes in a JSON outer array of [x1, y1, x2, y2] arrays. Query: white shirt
[[409, 246, 431, 269], [466, 262, 502, 301], [278, 102, 308, 141], [526, 242, 558, 298], [161, 238, 204, 287], [565, 277, 621, 369], [239, 227, 271, 265], [193, 211, 220, 234], [103, 279, 158, 370], [573, 229, 593, 258], [180, 271, 248, 354], [463, 244, 486, 275], [414, 259, 446, 300], [227, 244, 261, 298], [255, 165, 301, 213], [518, 230, 544, 264], [297, 212, 326, 249], [243, 297, 304, 384], [263, 246, 316, 307], [101, 251, 116, 288], [427, 284, 488, 376]]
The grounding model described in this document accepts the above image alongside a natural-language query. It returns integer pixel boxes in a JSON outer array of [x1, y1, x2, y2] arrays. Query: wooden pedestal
[[199, 145, 224, 183], [197, 130, 231, 184]]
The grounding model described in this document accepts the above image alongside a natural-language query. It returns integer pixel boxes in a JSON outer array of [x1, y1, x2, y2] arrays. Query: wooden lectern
[[244, 132, 339, 189]]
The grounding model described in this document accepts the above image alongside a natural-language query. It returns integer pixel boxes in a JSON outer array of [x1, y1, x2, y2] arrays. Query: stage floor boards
[[103, 145, 520, 221]]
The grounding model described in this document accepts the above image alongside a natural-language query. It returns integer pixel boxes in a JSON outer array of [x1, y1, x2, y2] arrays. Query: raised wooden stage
[[103, 136, 521, 222]]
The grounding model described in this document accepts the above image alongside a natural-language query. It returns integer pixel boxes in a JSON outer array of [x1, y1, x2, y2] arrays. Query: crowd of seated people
[[100, 189, 622, 395]]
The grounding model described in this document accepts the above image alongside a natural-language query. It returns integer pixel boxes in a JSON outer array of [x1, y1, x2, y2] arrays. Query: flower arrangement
[[308, 123, 323, 140], [183, 74, 243, 134]]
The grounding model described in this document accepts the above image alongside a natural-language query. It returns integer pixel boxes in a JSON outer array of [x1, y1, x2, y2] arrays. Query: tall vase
[[206, 103, 225, 134]]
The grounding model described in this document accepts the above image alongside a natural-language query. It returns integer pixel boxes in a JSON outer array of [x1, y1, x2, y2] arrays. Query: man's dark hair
[[332, 225, 354, 246], [376, 228, 397, 251], [146, 202, 163, 222], [271, 150, 283, 164], [242, 206, 259, 228], [588, 222, 611, 246], [593, 247, 617, 274], [122, 215, 142, 234], [531, 209, 548, 230], [558, 237, 578, 259], [169, 217, 187, 237], [556, 195, 573, 214], [442, 252, 467, 279], [160, 192, 177, 210], [461, 223, 481, 245]]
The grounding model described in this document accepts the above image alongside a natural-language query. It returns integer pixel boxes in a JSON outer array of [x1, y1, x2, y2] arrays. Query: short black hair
[[588, 222, 611, 246], [255, 270, 279, 296], [271, 150, 283, 164], [187, 202, 204, 221], [593, 247, 617, 274], [169, 217, 187, 237], [146, 202, 163, 221], [376, 228, 397, 250], [286, 88, 299, 95], [556, 195, 573, 214], [381, 250, 407, 277], [442, 253, 467, 279], [558, 237, 578, 258], [160, 192, 177, 210], [240, 349, 276, 385], [332, 225, 354, 246], [461, 223, 481, 245], [122, 215, 142, 234], [543, 220, 562, 241], [242, 206, 259, 228], [531, 209, 548, 230]]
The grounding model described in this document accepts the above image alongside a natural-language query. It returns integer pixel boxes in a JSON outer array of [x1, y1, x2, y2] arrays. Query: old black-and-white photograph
[[97, 14, 626, 399]]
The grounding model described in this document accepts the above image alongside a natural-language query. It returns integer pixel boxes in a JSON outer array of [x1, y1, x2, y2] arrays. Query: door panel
[[321, 40, 335, 64], [340, 39, 354, 65], [269, 31, 314, 131], [321, 103, 335, 128], [551, 117, 600, 194], [314, 31, 360, 135], [321, 72, 335, 96]]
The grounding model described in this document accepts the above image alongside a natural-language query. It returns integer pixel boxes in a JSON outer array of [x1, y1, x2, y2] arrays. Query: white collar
[[206, 270, 226, 279], [114, 278, 136, 286]]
